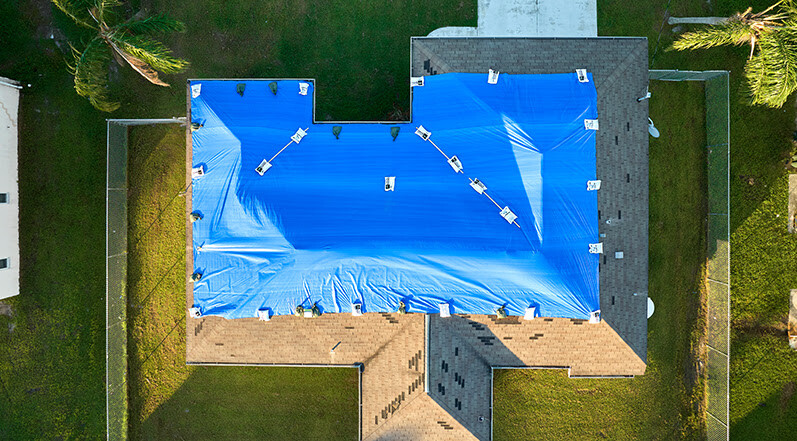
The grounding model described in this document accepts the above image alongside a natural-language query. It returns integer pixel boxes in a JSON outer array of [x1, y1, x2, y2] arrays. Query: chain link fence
[[106, 121, 128, 441], [650, 70, 730, 441], [106, 118, 184, 441]]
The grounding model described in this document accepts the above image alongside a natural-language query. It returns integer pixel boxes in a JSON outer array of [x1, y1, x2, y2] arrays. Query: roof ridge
[[413, 39, 454, 75], [363, 393, 480, 441], [595, 42, 647, 94], [426, 391, 486, 441], [362, 391, 430, 441]]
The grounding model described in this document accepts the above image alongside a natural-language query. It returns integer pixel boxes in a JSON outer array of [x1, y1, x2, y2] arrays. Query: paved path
[[428, 0, 597, 37]]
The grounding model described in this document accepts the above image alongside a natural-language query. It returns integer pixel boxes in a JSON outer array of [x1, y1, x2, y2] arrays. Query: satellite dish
[[647, 297, 655, 319], [648, 118, 660, 138]]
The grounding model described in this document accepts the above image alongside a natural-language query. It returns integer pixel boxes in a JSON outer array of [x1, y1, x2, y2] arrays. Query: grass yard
[[0, 1, 108, 438], [729, 175, 797, 439], [599, 0, 797, 439], [494, 79, 709, 440], [3, 0, 797, 438], [126, 125, 359, 440]]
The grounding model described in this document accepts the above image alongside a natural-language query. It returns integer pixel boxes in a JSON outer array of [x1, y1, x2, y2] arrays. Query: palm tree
[[52, 0, 189, 111], [670, 1, 797, 108]]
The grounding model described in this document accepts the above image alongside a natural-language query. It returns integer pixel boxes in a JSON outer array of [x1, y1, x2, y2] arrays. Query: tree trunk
[[668, 17, 728, 25]]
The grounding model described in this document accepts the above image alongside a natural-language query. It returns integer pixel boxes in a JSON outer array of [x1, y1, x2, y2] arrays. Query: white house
[[0, 77, 20, 300]]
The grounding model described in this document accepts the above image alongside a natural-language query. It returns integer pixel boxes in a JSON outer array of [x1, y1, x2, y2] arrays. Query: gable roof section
[[411, 37, 650, 361]]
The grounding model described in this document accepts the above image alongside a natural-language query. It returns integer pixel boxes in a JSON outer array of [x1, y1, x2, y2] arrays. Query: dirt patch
[[734, 317, 789, 337], [0, 302, 14, 318], [739, 174, 757, 186], [779, 381, 795, 413]]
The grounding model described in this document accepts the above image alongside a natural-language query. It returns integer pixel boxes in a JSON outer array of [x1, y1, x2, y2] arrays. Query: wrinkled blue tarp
[[190, 72, 599, 319]]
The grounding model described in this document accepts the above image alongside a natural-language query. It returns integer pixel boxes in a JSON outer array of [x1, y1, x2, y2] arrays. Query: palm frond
[[781, 0, 797, 23], [108, 32, 189, 75], [104, 37, 170, 86], [52, 0, 97, 29], [92, 0, 121, 24], [744, 26, 797, 107], [670, 18, 756, 51], [69, 38, 119, 112], [117, 14, 186, 35]]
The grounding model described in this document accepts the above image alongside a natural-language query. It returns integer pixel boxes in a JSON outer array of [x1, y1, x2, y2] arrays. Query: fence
[[649, 70, 731, 441], [106, 118, 185, 441]]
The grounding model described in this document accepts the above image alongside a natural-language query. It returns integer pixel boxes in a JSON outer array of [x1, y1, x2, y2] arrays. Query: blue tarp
[[190, 72, 599, 319]]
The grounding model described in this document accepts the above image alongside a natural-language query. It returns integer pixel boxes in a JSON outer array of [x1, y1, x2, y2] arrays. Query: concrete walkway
[[429, 0, 597, 37]]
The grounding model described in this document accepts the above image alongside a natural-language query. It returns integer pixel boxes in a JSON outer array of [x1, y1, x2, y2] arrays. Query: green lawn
[[494, 80, 709, 440], [0, 1, 107, 438], [126, 125, 360, 440], [598, 0, 797, 439], [3, 0, 797, 439]]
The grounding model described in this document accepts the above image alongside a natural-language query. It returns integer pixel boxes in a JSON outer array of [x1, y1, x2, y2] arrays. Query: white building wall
[[0, 77, 20, 300]]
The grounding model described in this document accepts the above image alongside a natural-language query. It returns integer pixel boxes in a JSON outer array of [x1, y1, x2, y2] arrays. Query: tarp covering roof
[[190, 72, 598, 319]]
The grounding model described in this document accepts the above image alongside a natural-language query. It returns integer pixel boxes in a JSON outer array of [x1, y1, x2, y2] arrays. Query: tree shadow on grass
[[730, 384, 797, 441]]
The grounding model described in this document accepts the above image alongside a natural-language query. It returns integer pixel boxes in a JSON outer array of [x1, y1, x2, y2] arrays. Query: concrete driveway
[[429, 0, 597, 37]]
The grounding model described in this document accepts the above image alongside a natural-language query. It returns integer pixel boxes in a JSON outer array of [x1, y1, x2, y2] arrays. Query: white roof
[[0, 77, 20, 300]]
